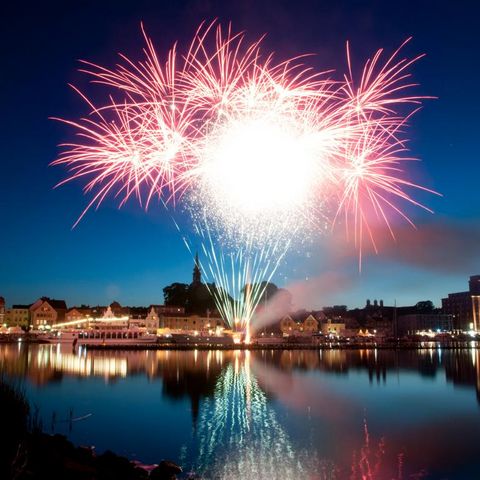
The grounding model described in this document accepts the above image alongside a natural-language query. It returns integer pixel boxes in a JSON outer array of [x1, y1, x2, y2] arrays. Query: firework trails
[[53, 22, 436, 337]]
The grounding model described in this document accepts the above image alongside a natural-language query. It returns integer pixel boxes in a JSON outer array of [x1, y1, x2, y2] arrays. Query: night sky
[[1, 0, 479, 309]]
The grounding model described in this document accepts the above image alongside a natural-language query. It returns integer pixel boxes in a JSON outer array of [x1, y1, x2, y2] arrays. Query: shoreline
[[2, 336, 478, 351], [0, 379, 183, 479], [82, 341, 478, 351]]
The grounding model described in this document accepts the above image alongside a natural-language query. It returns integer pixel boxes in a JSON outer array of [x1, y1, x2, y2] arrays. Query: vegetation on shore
[[0, 379, 182, 479]]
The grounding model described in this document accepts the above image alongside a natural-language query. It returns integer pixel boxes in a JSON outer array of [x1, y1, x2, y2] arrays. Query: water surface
[[1, 344, 479, 479]]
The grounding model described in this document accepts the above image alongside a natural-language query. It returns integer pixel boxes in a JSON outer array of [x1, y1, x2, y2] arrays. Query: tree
[[242, 281, 279, 304], [415, 301, 434, 313], [163, 283, 189, 308], [186, 282, 215, 315]]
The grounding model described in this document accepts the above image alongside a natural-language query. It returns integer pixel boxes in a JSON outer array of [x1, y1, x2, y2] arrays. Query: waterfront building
[[98, 305, 129, 327], [129, 306, 148, 319], [322, 305, 361, 332], [68, 302, 132, 320], [151, 304, 186, 316], [397, 313, 454, 336], [88, 306, 108, 318], [5, 305, 30, 328], [145, 306, 160, 333], [0, 296, 5, 324], [279, 315, 296, 334], [302, 315, 319, 333], [321, 319, 346, 337], [323, 305, 349, 319], [65, 307, 92, 323], [344, 299, 435, 338], [279, 314, 319, 336], [159, 314, 224, 333], [109, 301, 130, 317], [442, 275, 480, 330], [29, 297, 67, 328]]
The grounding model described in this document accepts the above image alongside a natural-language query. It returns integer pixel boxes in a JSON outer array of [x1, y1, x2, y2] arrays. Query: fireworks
[[53, 22, 436, 333], [184, 219, 291, 341]]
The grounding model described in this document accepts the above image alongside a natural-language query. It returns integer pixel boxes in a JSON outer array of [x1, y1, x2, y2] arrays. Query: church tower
[[192, 252, 201, 285]]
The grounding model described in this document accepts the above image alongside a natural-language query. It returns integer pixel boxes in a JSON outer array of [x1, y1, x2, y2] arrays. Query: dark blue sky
[[1, 0, 479, 309]]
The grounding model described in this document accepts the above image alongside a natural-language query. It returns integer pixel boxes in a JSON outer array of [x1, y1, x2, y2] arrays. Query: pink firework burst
[[333, 40, 439, 262], [52, 21, 437, 259]]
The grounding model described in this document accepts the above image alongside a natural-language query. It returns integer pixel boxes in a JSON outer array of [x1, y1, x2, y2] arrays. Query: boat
[[42, 306, 157, 345], [78, 327, 157, 345], [43, 328, 157, 345], [40, 330, 79, 344]]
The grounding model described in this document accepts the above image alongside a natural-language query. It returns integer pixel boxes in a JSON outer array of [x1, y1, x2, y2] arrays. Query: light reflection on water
[[1, 344, 480, 479], [184, 351, 320, 479]]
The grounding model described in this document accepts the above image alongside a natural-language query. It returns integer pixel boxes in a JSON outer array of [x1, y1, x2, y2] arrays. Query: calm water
[[1, 344, 480, 479]]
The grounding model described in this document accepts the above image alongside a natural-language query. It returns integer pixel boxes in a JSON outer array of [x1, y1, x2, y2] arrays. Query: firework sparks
[[334, 118, 438, 267], [53, 21, 436, 333], [184, 218, 292, 336]]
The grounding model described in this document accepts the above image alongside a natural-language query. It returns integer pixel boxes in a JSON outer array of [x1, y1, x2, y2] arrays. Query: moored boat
[[78, 328, 157, 345], [42, 328, 157, 345], [40, 330, 80, 344]]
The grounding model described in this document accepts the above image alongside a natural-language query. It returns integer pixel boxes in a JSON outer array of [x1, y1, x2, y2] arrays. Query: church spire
[[192, 251, 201, 285]]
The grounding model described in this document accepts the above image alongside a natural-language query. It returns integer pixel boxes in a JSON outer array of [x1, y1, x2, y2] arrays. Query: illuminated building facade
[[0, 296, 5, 324], [279, 314, 319, 335], [442, 275, 480, 330], [151, 305, 186, 315], [145, 306, 159, 332], [159, 314, 225, 333], [29, 297, 67, 327], [321, 319, 346, 336], [65, 308, 91, 322], [397, 313, 454, 336], [5, 305, 30, 327]]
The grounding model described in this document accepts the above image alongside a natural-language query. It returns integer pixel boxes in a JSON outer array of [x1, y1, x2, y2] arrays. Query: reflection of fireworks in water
[[349, 416, 429, 480], [53, 22, 437, 332], [182, 351, 330, 479], [181, 352, 425, 480]]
